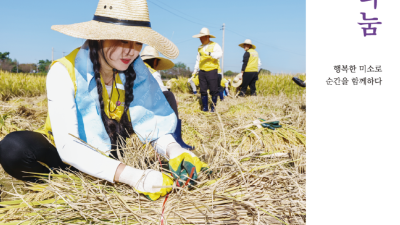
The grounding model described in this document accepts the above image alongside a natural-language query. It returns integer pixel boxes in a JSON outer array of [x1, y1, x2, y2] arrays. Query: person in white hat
[[141, 46, 194, 150], [0, 0, 208, 201], [192, 27, 223, 112], [238, 39, 262, 96]]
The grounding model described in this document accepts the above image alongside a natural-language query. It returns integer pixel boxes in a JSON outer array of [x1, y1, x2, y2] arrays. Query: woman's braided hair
[[88, 40, 135, 149]]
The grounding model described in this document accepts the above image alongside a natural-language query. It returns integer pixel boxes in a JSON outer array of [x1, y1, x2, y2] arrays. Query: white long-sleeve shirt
[[193, 41, 223, 73], [47, 62, 175, 183], [151, 70, 168, 92]]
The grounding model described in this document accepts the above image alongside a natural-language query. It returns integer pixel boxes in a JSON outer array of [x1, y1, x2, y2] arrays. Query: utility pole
[[221, 23, 225, 78], [52, 47, 54, 63]]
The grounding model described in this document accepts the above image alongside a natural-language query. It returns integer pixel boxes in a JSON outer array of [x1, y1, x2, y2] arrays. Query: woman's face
[[101, 40, 143, 71]]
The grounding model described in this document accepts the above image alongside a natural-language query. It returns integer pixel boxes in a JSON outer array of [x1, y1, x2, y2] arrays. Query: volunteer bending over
[[0, 0, 208, 201]]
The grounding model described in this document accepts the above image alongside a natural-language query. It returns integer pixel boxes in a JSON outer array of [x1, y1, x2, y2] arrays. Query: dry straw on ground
[[0, 72, 306, 224]]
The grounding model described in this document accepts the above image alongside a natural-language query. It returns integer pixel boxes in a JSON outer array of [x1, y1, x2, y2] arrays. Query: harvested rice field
[[0, 71, 306, 224]]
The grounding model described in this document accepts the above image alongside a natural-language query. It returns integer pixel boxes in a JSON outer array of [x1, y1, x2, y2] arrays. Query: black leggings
[[0, 131, 69, 182]]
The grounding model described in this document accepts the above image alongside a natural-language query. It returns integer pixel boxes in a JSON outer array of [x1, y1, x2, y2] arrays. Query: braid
[[89, 40, 122, 148], [119, 60, 136, 136]]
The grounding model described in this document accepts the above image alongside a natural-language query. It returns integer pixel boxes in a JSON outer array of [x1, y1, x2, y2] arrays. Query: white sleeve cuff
[[152, 134, 177, 159]]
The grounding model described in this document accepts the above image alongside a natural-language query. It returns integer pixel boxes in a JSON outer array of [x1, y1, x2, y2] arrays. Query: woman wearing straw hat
[[141, 46, 194, 150], [238, 39, 262, 96], [0, 0, 208, 201], [192, 27, 223, 112]]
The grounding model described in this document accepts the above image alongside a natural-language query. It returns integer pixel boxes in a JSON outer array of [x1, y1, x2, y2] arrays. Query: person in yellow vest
[[141, 46, 194, 150], [0, 0, 208, 201], [218, 77, 231, 101], [238, 39, 262, 96], [192, 27, 223, 112]]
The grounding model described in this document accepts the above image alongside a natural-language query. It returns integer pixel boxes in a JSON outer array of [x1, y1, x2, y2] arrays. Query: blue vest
[[73, 44, 177, 153]]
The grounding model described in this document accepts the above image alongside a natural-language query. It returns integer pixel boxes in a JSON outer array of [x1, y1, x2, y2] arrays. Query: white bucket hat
[[141, 46, 174, 70], [239, 39, 256, 50], [232, 73, 243, 88], [192, 27, 216, 38], [51, 0, 179, 59]]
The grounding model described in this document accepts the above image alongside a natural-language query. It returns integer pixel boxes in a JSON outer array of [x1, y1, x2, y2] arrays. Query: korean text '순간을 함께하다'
[[358, 0, 381, 37], [326, 77, 382, 85]]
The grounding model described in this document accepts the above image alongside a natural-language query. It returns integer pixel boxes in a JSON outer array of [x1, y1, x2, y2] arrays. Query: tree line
[[0, 52, 51, 73], [1, 52, 270, 76]]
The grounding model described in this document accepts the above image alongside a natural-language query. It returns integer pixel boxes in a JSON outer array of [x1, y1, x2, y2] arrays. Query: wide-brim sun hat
[[239, 39, 256, 50], [192, 27, 216, 38], [141, 46, 174, 70], [51, 0, 179, 59], [232, 73, 243, 88]]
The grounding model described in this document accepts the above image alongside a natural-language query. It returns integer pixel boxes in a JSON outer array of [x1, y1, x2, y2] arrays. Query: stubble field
[[0, 70, 306, 224]]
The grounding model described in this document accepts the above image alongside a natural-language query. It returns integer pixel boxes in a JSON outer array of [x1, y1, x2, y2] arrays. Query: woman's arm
[[47, 62, 121, 183], [193, 53, 200, 74]]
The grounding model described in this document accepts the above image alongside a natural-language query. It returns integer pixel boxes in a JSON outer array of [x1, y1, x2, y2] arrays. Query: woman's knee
[[0, 131, 50, 180]]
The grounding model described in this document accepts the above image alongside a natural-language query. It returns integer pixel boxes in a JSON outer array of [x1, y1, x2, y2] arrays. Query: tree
[[0, 52, 10, 60], [0, 52, 13, 71], [160, 62, 192, 78], [38, 59, 51, 73], [224, 70, 234, 76]]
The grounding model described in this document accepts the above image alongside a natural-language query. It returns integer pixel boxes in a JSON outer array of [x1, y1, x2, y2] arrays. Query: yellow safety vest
[[144, 62, 157, 74], [198, 41, 219, 71], [220, 78, 228, 87], [36, 48, 128, 144], [245, 49, 259, 72], [217, 61, 222, 74]]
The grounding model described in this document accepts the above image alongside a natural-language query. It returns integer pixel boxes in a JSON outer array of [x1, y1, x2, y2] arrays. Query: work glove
[[167, 143, 209, 187], [259, 119, 282, 130], [119, 166, 173, 201]]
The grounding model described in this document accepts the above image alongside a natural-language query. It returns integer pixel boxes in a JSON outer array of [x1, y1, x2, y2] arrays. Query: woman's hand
[[118, 166, 173, 201], [133, 170, 173, 201], [167, 143, 209, 187]]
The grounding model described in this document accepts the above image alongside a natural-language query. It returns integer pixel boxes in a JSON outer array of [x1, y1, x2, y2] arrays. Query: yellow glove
[[134, 173, 173, 201], [119, 167, 173, 201], [167, 143, 209, 187]]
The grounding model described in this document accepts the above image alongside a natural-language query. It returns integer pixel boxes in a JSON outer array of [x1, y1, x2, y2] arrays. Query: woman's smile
[[120, 58, 131, 64]]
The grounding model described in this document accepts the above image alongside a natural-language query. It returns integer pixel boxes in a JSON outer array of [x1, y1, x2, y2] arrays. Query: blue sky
[[0, 0, 305, 73]]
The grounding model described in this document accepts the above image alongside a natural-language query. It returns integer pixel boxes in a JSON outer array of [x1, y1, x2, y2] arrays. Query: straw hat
[[51, 0, 179, 59], [239, 39, 256, 50], [232, 73, 243, 88], [141, 46, 174, 70], [192, 27, 216, 38]]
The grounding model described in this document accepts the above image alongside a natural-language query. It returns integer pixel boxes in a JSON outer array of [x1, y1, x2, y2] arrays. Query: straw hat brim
[[239, 43, 256, 50], [52, 20, 179, 59], [232, 80, 242, 88], [232, 74, 243, 88], [192, 34, 216, 38], [141, 55, 174, 71]]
